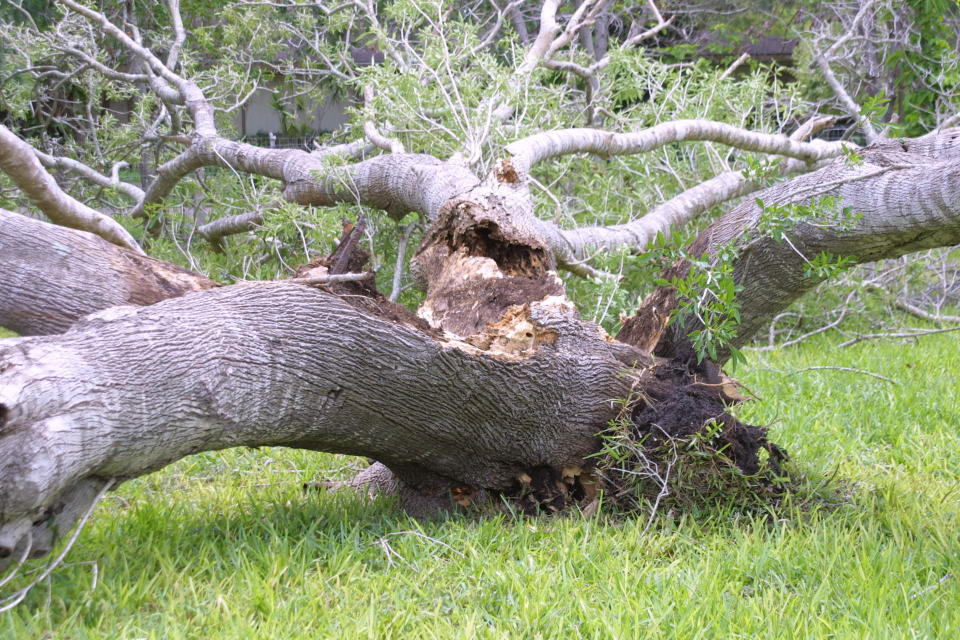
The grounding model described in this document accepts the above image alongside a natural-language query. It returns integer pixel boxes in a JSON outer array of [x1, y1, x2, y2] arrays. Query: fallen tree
[[1, 0, 959, 570], [4, 127, 960, 562]]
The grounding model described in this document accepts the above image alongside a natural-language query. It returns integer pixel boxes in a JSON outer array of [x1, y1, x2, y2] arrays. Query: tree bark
[[5, 131, 960, 566], [0, 210, 216, 335], [0, 126, 143, 252], [619, 141, 960, 362], [0, 280, 635, 558]]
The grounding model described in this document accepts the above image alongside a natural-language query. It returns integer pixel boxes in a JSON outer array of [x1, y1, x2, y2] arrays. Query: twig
[[382, 530, 466, 557], [0, 531, 32, 591], [911, 573, 953, 599], [719, 52, 751, 80], [788, 366, 898, 385], [751, 291, 856, 351], [389, 223, 416, 302], [289, 271, 374, 285], [362, 86, 405, 153], [894, 299, 960, 325], [839, 326, 960, 348], [0, 479, 115, 613]]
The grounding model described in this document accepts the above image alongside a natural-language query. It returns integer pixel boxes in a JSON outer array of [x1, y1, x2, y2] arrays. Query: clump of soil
[[502, 360, 788, 517], [596, 360, 788, 514]]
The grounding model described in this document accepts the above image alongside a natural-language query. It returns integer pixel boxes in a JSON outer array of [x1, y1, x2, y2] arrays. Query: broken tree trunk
[[4, 133, 960, 564], [0, 280, 635, 558]]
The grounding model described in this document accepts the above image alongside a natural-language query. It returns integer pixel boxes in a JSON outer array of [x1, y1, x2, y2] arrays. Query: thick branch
[[554, 125, 849, 260], [136, 142, 480, 222], [558, 170, 759, 259], [621, 138, 960, 361], [0, 209, 215, 335], [505, 120, 852, 178], [0, 282, 630, 557], [196, 210, 265, 246]]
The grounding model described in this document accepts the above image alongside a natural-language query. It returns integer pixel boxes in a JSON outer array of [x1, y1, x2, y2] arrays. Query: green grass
[[2, 333, 959, 638]]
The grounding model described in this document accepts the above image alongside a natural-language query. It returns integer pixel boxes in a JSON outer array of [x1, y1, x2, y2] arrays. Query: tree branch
[[362, 86, 406, 153], [0, 209, 215, 335], [60, 0, 216, 137], [0, 281, 630, 558], [0, 126, 143, 252], [622, 135, 960, 361], [33, 150, 144, 202], [812, 0, 881, 144], [504, 120, 852, 178]]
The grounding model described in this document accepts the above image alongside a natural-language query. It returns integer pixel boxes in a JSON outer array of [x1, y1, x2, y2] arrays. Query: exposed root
[[490, 359, 787, 517], [594, 361, 787, 516]]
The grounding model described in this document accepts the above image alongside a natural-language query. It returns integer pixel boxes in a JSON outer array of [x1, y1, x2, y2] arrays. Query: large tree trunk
[[0, 279, 635, 558], [4, 134, 960, 563]]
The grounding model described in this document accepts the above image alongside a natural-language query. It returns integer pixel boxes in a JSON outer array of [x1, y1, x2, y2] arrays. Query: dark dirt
[[630, 361, 786, 477], [501, 359, 787, 516]]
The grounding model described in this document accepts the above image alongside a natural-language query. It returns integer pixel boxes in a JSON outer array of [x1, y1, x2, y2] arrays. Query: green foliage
[[647, 196, 864, 365]]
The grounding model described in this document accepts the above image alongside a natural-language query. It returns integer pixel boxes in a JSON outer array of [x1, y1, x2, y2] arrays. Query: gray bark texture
[[618, 135, 960, 361], [0, 281, 631, 558], [3, 130, 960, 564], [0, 210, 216, 335]]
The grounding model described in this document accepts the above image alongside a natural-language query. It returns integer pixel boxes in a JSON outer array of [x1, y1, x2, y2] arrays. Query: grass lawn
[[2, 331, 958, 638]]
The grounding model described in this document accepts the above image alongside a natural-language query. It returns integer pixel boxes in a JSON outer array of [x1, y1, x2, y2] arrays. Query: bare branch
[[719, 52, 751, 81], [60, 0, 216, 137], [508, 1, 531, 44], [558, 170, 757, 261], [0, 125, 143, 252], [289, 271, 374, 285], [166, 0, 187, 70], [549, 114, 858, 270], [518, 0, 562, 73], [505, 120, 853, 178], [389, 223, 417, 302], [363, 86, 406, 154], [939, 113, 960, 130], [34, 150, 144, 202], [812, 0, 882, 143], [57, 46, 149, 83], [469, 0, 522, 56], [621, 1, 672, 47], [197, 210, 265, 246]]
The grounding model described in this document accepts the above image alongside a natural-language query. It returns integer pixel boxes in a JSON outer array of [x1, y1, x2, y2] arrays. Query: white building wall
[[233, 88, 350, 137]]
